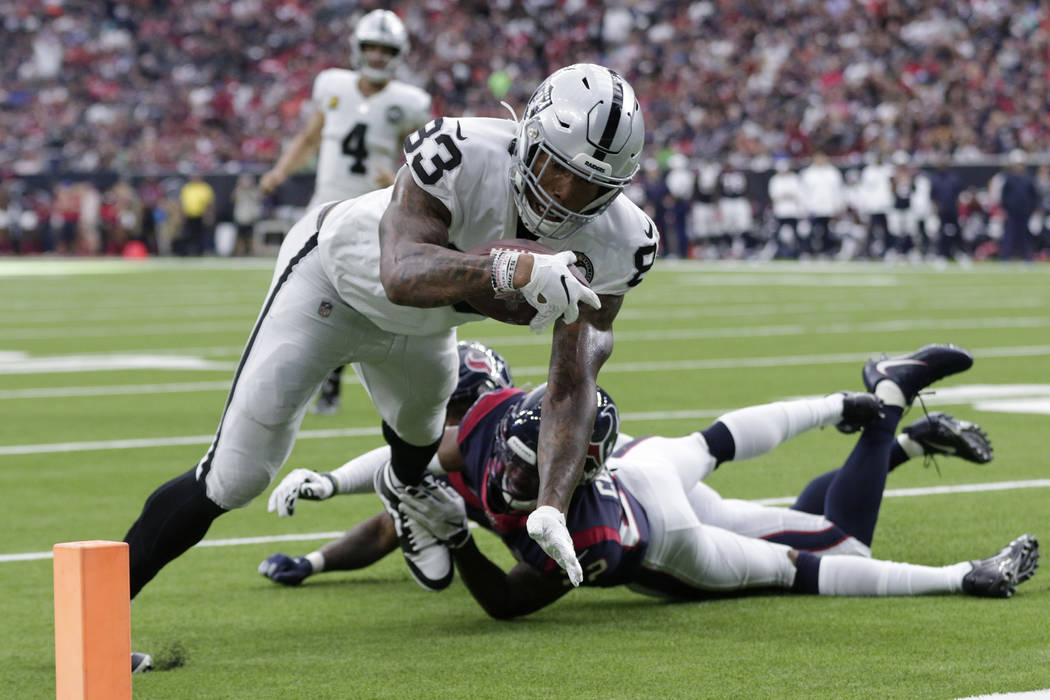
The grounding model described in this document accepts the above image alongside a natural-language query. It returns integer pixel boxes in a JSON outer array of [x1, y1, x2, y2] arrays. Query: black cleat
[[903, 412, 993, 464], [258, 553, 313, 586], [836, 392, 884, 434], [131, 652, 154, 674], [373, 462, 453, 592], [862, 344, 973, 405], [962, 534, 1039, 598]]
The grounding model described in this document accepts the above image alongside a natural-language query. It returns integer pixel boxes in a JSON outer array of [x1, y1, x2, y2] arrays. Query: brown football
[[462, 239, 590, 326]]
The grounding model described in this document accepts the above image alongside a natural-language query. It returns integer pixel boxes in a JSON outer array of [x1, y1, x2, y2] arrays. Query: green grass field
[[2, 257, 1049, 699]]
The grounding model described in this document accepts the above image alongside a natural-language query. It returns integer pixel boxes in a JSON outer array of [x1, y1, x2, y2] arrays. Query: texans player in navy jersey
[[261, 343, 1037, 610], [396, 343, 1037, 616]]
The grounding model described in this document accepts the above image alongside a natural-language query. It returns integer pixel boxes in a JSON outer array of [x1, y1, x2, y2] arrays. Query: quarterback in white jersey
[[307, 68, 430, 205], [260, 10, 431, 205], [121, 64, 657, 611]]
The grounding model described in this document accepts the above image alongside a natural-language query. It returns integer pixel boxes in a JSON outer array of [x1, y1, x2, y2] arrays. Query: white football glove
[[526, 505, 583, 587], [519, 251, 601, 333], [399, 482, 471, 548], [266, 468, 336, 518]]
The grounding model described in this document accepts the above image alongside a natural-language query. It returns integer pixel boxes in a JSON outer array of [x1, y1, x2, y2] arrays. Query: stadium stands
[[2, 1, 1050, 259]]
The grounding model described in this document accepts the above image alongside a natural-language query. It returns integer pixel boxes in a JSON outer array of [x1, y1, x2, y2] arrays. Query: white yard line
[[0, 426, 385, 455], [6, 313, 1050, 342], [7, 343, 1039, 392], [3, 479, 1048, 563]]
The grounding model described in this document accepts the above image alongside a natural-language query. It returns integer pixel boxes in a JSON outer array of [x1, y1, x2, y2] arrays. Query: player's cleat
[[862, 344, 973, 404], [903, 412, 993, 464], [374, 462, 453, 592], [835, 392, 884, 434], [962, 534, 1039, 598], [131, 652, 154, 674], [310, 394, 340, 415], [258, 553, 314, 586]]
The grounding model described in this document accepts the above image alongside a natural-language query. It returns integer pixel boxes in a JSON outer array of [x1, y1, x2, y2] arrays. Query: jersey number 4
[[403, 118, 462, 185], [341, 123, 368, 174]]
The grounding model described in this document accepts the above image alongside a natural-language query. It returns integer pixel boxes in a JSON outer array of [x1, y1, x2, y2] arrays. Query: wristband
[[321, 472, 339, 496], [489, 248, 520, 294]]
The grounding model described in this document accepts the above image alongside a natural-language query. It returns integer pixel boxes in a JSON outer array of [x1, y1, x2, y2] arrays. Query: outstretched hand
[[526, 505, 583, 586], [266, 468, 336, 517]]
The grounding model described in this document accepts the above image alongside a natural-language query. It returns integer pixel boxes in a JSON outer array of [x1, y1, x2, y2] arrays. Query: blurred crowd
[[3, 0, 1050, 260]]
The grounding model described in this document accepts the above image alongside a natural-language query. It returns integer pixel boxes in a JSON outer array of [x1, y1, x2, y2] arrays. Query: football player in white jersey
[[260, 9, 431, 415], [261, 10, 430, 203], [121, 65, 657, 613]]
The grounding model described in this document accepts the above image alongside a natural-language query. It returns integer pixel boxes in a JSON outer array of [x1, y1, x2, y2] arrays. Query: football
[[462, 239, 590, 325]]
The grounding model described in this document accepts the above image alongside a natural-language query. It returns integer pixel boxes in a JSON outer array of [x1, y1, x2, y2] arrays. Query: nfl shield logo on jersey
[[385, 105, 403, 124], [318, 300, 333, 318]]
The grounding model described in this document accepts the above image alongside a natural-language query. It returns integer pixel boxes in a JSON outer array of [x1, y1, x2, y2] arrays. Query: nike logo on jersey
[[456, 123, 467, 141], [874, 358, 927, 374]]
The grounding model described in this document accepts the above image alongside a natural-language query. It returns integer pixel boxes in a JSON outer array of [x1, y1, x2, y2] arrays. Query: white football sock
[[817, 555, 971, 596], [718, 394, 844, 461], [874, 380, 907, 409], [897, 433, 925, 459]]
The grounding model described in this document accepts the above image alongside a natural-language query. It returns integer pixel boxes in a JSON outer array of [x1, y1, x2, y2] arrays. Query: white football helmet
[[350, 9, 409, 83], [511, 64, 644, 239]]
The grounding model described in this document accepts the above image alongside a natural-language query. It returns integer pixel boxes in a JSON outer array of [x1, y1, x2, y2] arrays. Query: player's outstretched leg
[[793, 534, 1039, 598], [123, 467, 226, 599], [798, 412, 994, 514], [794, 345, 976, 542]]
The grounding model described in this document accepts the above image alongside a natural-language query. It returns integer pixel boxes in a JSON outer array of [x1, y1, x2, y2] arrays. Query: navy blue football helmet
[[448, 341, 513, 417], [491, 383, 619, 512]]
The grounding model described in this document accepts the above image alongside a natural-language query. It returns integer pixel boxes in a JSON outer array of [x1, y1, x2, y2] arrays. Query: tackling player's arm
[[378, 169, 538, 306], [260, 111, 325, 194], [537, 295, 621, 510], [451, 541, 570, 619]]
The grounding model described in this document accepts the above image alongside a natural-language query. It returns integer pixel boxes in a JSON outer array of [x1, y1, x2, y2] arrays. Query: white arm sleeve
[[329, 446, 392, 494], [329, 445, 443, 494]]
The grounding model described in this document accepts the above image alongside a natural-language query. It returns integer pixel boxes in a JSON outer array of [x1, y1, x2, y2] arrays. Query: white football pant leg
[[717, 394, 843, 461], [352, 329, 458, 447], [611, 433, 716, 491], [203, 210, 382, 508], [617, 461, 796, 594], [686, 482, 870, 557]]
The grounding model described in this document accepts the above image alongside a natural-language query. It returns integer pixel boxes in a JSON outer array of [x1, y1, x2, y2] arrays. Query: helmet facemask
[[511, 127, 626, 239]]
